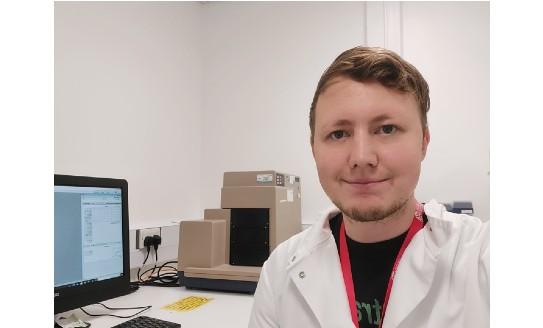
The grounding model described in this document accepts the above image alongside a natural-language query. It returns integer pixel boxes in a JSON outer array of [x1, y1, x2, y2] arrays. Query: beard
[[332, 196, 410, 222]]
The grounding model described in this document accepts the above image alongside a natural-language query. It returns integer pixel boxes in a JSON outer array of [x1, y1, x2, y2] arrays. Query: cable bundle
[[136, 236, 179, 287]]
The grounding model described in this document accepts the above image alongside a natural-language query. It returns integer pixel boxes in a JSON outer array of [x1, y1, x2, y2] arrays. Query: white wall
[[199, 1, 366, 223], [55, 2, 203, 227], [55, 1, 489, 227], [401, 2, 490, 221]]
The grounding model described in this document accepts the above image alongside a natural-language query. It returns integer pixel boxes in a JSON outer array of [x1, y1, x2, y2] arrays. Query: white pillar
[[365, 2, 403, 55]]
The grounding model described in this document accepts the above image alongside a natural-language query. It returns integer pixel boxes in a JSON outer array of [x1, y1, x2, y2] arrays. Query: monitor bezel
[[54, 174, 131, 314]]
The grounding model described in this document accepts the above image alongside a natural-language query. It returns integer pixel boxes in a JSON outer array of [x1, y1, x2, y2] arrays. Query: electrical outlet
[[136, 227, 161, 249]]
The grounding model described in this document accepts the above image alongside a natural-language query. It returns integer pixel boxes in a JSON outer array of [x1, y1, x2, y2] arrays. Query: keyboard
[[112, 316, 181, 328]]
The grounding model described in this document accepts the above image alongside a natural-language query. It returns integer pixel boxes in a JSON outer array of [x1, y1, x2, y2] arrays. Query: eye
[[377, 124, 397, 135], [329, 130, 348, 140]]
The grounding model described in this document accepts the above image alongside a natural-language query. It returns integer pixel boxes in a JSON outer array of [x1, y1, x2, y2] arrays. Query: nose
[[348, 133, 378, 169]]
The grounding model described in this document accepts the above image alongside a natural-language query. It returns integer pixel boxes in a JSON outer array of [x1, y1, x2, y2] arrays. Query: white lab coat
[[249, 200, 489, 328]]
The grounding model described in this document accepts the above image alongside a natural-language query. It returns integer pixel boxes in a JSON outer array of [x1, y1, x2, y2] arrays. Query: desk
[[56, 286, 254, 327]]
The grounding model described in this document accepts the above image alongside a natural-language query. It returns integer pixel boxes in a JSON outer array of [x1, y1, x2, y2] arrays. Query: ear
[[421, 127, 430, 159]]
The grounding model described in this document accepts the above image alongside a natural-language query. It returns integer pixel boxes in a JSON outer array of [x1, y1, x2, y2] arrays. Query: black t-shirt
[[329, 213, 426, 328]]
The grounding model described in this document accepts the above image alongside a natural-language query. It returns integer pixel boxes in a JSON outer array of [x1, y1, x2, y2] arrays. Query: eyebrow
[[328, 119, 351, 127], [323, 114, 395, 130], [369, 114, 394, 123]]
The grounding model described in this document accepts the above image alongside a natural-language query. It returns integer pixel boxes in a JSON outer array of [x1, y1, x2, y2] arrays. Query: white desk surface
[[57, 286, 254, 327]]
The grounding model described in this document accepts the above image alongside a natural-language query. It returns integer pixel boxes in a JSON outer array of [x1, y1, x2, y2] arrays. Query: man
[[249, 47, 489, 328]]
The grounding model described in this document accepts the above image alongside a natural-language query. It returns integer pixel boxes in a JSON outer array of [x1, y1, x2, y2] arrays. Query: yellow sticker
[[163, 296, 213, 312]]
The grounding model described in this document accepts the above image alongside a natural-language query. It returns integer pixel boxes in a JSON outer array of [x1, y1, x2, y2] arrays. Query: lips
[[344, 178, 388, 185], [342, 178, 389, 192]]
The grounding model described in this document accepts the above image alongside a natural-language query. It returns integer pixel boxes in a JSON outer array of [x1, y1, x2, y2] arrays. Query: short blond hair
[[309, 47, 430, 144]]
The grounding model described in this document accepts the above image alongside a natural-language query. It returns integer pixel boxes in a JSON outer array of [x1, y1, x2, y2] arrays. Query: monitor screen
[[54, 175, 131, 314], [55, 185, 123, 287]]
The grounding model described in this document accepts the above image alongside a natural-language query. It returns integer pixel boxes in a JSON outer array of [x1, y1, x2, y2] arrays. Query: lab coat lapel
[[381, 201, 446, 328], [287, 209, 355, 327], [288, 237, 355, 328], [380, 231, 438, 328]]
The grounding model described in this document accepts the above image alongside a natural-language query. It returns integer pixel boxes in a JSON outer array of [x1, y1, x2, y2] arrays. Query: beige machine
[[178, 171, 301, 293]]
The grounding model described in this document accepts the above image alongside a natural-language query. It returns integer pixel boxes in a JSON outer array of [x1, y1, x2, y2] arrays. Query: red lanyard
[[339, 203, 424, 328]]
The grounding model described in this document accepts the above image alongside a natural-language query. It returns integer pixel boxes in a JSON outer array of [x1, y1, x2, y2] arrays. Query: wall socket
[[136, 227, 161, 249]]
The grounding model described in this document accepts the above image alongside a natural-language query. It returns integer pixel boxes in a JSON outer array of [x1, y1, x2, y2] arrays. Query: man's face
[[311, 77, 429, 222]]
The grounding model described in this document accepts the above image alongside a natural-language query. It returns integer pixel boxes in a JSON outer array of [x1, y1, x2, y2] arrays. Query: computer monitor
[[54, 174, 131, 314]]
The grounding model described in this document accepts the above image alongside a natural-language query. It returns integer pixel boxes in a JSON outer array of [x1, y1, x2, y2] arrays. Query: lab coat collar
[[286, 206, 354, 327], [381, 200, 444, 328], [286, 200, 451, 328]]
